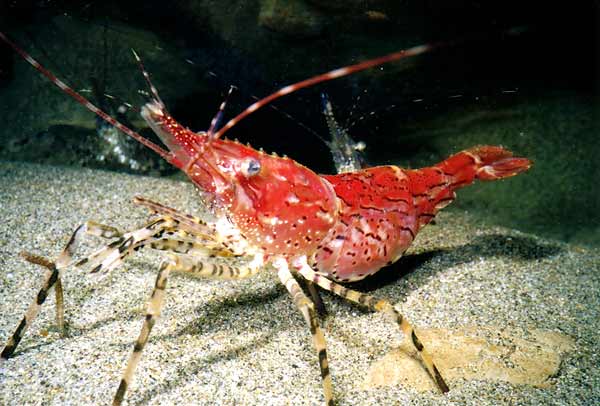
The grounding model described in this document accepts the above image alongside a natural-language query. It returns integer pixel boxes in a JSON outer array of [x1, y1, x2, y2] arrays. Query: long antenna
[[211, 26, 528, 141], [212, 43, 437, 140]]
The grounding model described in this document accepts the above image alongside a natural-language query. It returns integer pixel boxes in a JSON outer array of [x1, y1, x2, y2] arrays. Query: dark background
[[0, 0, 598, 246]]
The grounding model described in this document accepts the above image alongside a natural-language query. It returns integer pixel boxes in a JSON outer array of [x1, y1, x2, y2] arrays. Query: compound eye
[[242, 158, 261, 177]]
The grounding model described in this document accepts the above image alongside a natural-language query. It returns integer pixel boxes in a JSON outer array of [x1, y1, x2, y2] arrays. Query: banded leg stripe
[[1, 255, 59, 359], [113, 261, 170, 406], [172, 253, 264, 280], [294, 257, 449, 393], [274, 258, 334, 406]]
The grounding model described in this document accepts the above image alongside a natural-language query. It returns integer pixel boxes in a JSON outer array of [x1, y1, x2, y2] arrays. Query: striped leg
[[79, 214, 239, 276], [85, 221, 123, 239], [132, 197, 214, 236], [306, 280, 328, 317], [26, 254, 66, 336], [1, 254, 59, 359], [132, 197, 245, 254], [81, 217, 177, 274], [2, 211, 247, 349], [171, 253, 264, 280], [78, 214, 238, 276], [273, 258, 333, 406], [146, 236, 241, 259], [54, 273, 65, 336], [293, 257, 449, 393], [1, 217, 173, 359], [113, 253, 263, 405], [1, 223, 89, 359], [113, 260, 171, 406]]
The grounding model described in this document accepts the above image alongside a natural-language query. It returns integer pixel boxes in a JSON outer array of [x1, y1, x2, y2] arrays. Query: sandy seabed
[[0, 161, 598, 406]]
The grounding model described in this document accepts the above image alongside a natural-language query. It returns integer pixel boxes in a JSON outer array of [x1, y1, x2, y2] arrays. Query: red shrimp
[[0, 32, 531, 405]]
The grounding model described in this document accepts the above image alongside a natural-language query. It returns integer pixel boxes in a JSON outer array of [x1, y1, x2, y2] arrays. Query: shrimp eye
[[242, 158, 261, 177]]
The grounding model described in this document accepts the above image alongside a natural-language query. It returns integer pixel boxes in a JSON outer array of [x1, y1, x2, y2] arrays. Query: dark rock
[[258, 0, 327, 39], [0, 15, 199, 174]]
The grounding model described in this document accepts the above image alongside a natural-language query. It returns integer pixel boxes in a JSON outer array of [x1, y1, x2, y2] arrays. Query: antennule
[[207, 85, 237, 139], [131, 48, 165, 107]]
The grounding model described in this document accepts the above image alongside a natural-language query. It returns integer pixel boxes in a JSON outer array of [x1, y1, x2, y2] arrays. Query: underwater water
[[0, 2, 597, 248], [0, 2, 598, 405], [0, 2, 598, 247]]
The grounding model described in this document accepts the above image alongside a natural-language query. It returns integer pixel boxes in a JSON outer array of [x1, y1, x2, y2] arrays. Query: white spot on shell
[[316, 211, 334, 224], [286, 193, 300, 204], [330, 239, 343, 249], [359, 218, 373, 234]]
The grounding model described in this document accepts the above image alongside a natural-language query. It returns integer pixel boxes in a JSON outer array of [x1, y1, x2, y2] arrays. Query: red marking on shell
[[311, 146, 531, 282], [313, 167, 417, 281]]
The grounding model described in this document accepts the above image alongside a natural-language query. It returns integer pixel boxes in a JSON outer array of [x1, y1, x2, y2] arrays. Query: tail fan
[[470, 146, 532, 180], [437, 145, 532, 185], [407, 145, 532, 226]]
